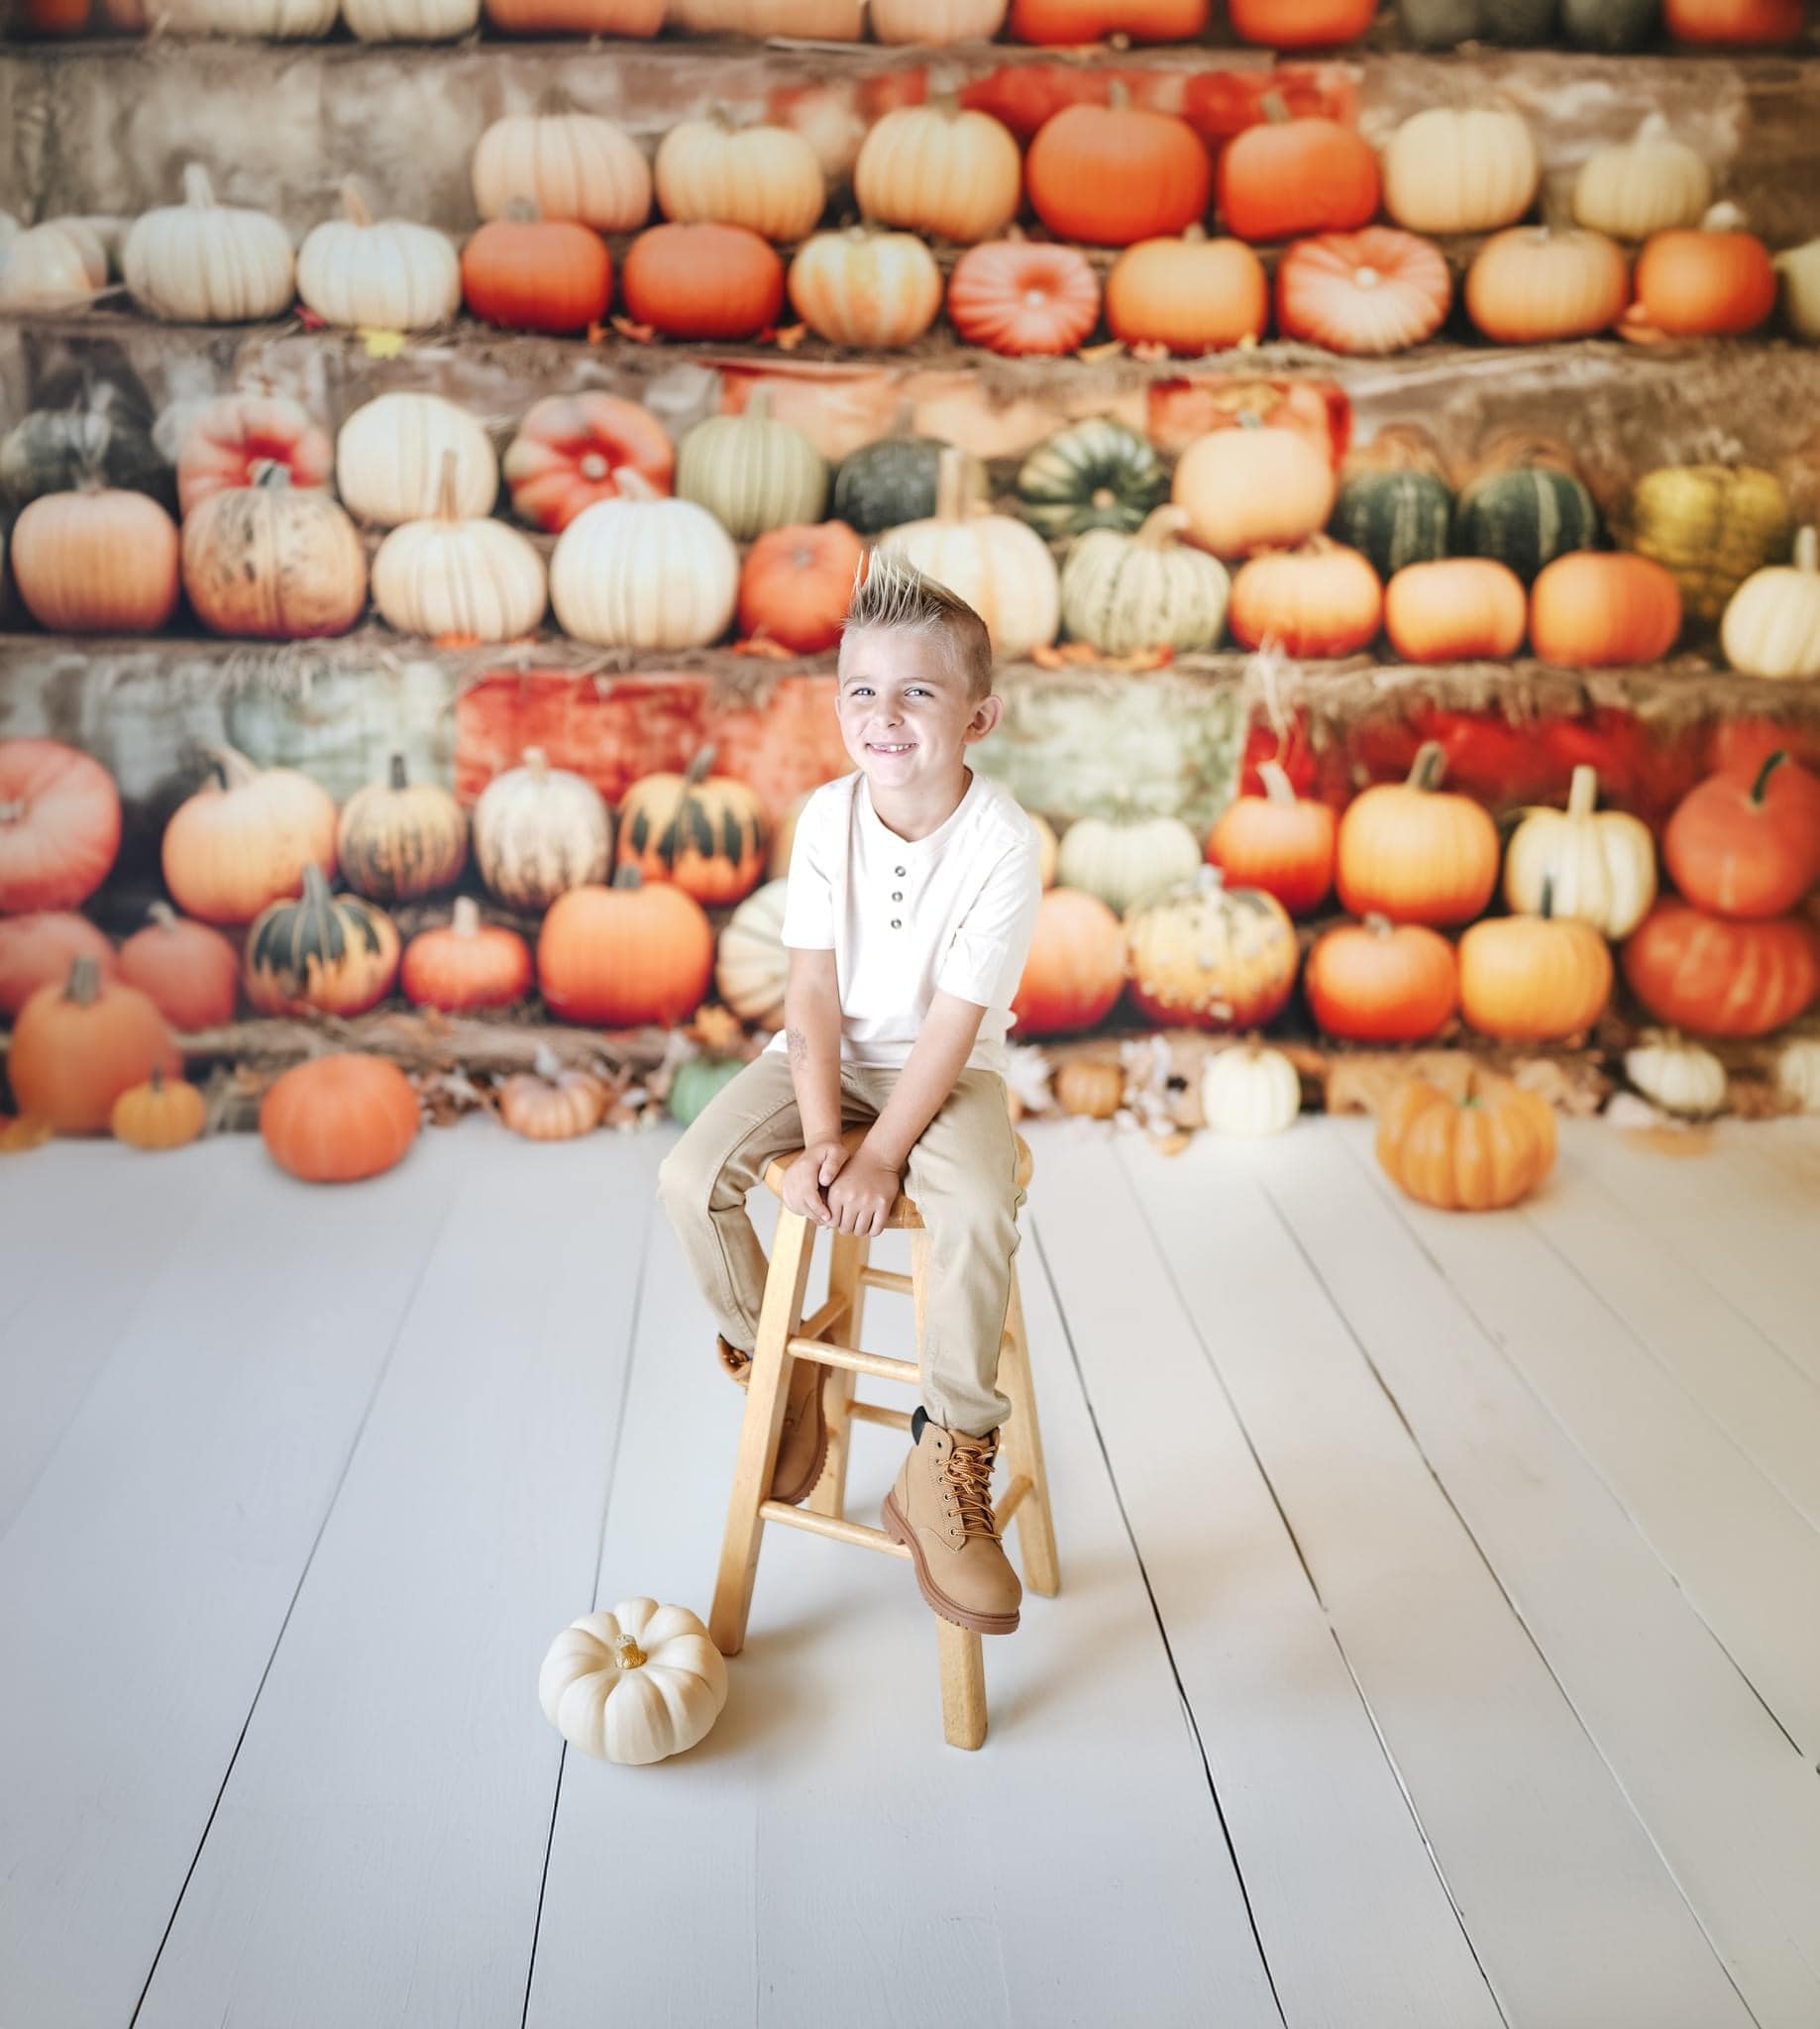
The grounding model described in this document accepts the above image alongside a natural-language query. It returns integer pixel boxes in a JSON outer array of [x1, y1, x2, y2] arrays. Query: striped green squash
[[832, 431, 984, 534], [1060, 505, 1229, 657], [1017, 417, 1166, 541], [1330, 470, 1453, 582], [676, 390, 827, 542], [1454, 464, 1601, 585]]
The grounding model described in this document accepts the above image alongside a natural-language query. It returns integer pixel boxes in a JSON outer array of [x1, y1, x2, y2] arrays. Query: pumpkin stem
[[521, 747, 549, 779], [611, 862, 644, 891], [204, 743, 261, 792], [339, 179, 375, 230], [1565, 764, 1599, 819], [451, 895, 481, 937], [1750, 749, 1788, 804], [1106, 79, 1130, 111], [1133, 503, 1189, 549], [933, 444, 971, 523], [147, 1064, 167, 1095], [1178, 223, 1207, 246], [613, 469, 660, 504], [1407, 740, 1447, 793], [1364, 911, 1394, 936], [149, 900, 179, 931], [64, 954, 102, 1006], [1632, 111, 1671, 146], [1540, 874, 1554, 919], [1256, 760, 1296, 806], [299, 862, 334, 908], [249, 460, 293, 491], [613, 1633, 648, 1669], [685, 744, 717, 788], [180, 162, 216, 209], [1700, 199, 1749, 235], [1259, 91, 1290, 124], [1795, 527, 1818, 576], [435, 447, 461, 524], [742, 388, 772, 426], [533, 85, 575, 117]]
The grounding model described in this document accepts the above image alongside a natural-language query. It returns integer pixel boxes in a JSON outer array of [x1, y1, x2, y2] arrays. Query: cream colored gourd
[[1381, 107, 1540, 236], [1722, 527, 1820, 679], [670, 0, 862, 36], [1571, 115, 1712, 242], [655, 115, 825, 244], [472, 102, 651, 233], [871, 0, 1007, 37], [147, 0, 338, 33], [877, 448, 1059, 662], [1202, 1043, 1301, 1136], [336, 391, 497, 528], [1060, 505, 1230, 658], [538, 1599, 728, 1765], [1055, 805, 1203, 916], [343, 0, 476, 32], [715, 878, 789, 1027], [787, 228, 943, 348], [551, 481, 738, 649], [123, 166, 294, 323], [676, 393, 828, 543], [1774, 237, 1820, 342], [51, 217, 118, 287], [373, 452, 547, 643], [853, 101, 1022, 246], [0, 224, 100, 309], [1774, 1036, 1820, 1112], [1624, 1031, 1726, 1117], [296, 183, 460, 329], [473, 748, 612, 911], [1502, 765, 1657, 939]]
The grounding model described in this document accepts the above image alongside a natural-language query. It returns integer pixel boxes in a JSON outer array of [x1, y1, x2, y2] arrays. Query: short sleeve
[[780, 789, 837, 950], [935, 822, 1044, 1010]]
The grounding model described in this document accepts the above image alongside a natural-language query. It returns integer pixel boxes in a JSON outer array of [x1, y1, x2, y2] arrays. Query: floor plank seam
[[1025, 1209, 1291, 2029], [123, 1168, 471, 2029]]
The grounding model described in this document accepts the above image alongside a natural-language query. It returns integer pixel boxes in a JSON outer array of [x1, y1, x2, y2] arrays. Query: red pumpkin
[[1530, 552, 1681, 668], [1106, 231, 1268, 354], [502, 394, 675, 535], [1662, 752, 1820, 919], [1205, 760, 1335, 915], [947, 240, 1102, 357], [1228, 0, 1375, 41], [8, 956, 180, 1135], [621, 222, 786, 341], [1217, 101, 1379, 245], [1010, 0, 1207, 40], [260, 1053, 420, 1185], [1011, 887, 1126, 1036], [1025, 89, 1213, 249], [0, 737, 122, 911], [115, 902, 240, 1030], [1229, 538, 1383, 657], [1622, 902, 1820, 1036], [1663, 0, 1801, 40], [462, 216, 612, 336], [175, 394, 333, 518], [1276, 229, 1452, 356], [400, 896, 532, 1012], [1336, 740, 1500, 927], [1306, 916, 1459, 1043], [738, 522, 865, 654], [537, 867, 716, 1026], [0, 911, 116, 1017]]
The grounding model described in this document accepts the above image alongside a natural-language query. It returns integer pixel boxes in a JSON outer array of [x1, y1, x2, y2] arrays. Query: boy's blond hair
[[841, 554, 994, 705]]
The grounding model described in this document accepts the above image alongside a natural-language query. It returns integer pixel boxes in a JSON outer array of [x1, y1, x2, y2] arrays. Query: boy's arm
[[783, 945, 845, 1145], [858, 992, 987, 1172]]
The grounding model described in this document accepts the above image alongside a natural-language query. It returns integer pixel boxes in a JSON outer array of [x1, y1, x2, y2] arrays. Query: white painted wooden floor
[[3, 1112, 1819, 2029]]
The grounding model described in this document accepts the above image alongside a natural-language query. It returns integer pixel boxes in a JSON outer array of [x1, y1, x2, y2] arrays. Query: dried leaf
[[731, 635, 795, 660], [0, 1114, 54, 1154], [1075, 340, 1125, 365], [691, 1004, 746, 1054], [1129, 342, 1172, 363], [359, 327, 407, 359], [770, 323, 809, 353], [609, 315, 658, 345]]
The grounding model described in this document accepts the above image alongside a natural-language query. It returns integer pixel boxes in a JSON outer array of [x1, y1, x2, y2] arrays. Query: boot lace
[[943, 1438, 1001, 1540]]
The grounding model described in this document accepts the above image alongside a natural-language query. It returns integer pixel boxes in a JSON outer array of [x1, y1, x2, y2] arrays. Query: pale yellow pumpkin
[[655, 116, 825, 244], [123, 165, 294, 324], [0, 223, 100, 310], [1624, 1031, 1726, 1117], [1773, 1036, 1820, 1112], [472, 103, 652, 234], [854, 101, 1022, 246], [1774, 237, 1820, 342], [1722, 527, 1820, 680], [1572, 115, 1712, 243], [1055, 806, 1203, 917], [336, 392, 498, 529], [1502, 766, 1657, 939], [715, 877, 789, 1027], [550, 480, 738, 650], [1172, 424, 1336, 559], [787, 228, 943, 350], [1628, 464, 1790, 627], [538, 1599, 728, 1765], [871, 0, 1006, 36], [670, 0, 861, 32], [473, 747, 612, 911], [1201, 1043, 1300, 1136], [1381, 107, 1540, 236], [372, 452, 547, 643], [296, 182, 460, 331]]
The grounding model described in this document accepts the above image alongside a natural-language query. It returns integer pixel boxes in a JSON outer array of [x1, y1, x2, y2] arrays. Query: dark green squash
[[1559, 0, 1659, 47], [0, 385, 173, 513], [1398, 0, 1555, 42], [832, 432, 986, 536], [1330, 471, 1454, 581], [1454, 466, 1602, 585], [1016, 417, 1167, 541]]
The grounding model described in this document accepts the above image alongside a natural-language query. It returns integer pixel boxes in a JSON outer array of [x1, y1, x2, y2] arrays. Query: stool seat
[[763, 1125, 1033, 1228]]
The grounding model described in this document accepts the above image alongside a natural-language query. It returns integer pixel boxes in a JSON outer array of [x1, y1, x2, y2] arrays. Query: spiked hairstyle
[[840, 553, 994, 705]]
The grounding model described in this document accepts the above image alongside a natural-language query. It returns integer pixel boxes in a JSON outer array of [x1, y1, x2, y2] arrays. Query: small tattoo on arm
[[786, 1025, 808, 1066]]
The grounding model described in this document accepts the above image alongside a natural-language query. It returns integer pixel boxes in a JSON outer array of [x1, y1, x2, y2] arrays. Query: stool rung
[[994, 1472, 1033, 1533], [796, 1289, 852, 1344], [848, 1399, 914, 1433], [759, 1500, 911, 1559], [786, 1335, 919, 1385], [857, 1266, 913, 1297]]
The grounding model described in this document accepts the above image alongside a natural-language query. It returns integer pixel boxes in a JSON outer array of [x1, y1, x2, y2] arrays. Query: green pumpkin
[[1398, 0, 1554, 42], [1627, 464, 1790, 627], [832, 431, 985, 535], [1, 388, 172, 512], [1016, 418, 1167, 542], [676, 391, 827, 543], [1060, 505, 1229, 658], [1454, 465, 1601, 586], [1330, 470, 1453, 582], [668, 1055, 745, 1125], [1559, 0, 1659, 47]]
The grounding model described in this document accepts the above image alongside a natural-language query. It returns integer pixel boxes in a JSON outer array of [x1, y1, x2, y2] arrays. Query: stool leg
[[709, 1206, 816, 1656], [998, 1269, 1060, 1600], [938, 1622, 988, 1751], [807, 1231, 866, 1520]]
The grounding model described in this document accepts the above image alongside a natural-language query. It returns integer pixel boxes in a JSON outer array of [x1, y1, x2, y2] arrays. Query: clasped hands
[[781, 1136, 902, 1238]]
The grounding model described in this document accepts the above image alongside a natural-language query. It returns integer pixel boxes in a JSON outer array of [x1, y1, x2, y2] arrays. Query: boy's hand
[[782, 1138, 850, 1228], [826, 1150, 903, 1239]]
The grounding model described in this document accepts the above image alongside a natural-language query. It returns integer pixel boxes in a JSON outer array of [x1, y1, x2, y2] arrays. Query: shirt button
[[891, 917, 902, 928], [895, 865, 907, 877], [891, 890, 904, 902]]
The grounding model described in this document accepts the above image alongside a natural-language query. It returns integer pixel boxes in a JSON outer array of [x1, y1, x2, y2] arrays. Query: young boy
[[656, 558, 1043, 1637]]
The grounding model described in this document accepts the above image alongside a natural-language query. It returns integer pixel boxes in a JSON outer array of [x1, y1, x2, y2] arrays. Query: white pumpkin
[[1722, 527, 1820, 681], [123, 165, 294, 323], [0, 212, 20, 264], [372, 452, 547, 642], [1624, 1032, 1727, 1118], [655, 116, 826, 244], [336, 391, 497, 528], [871, 0, 1007, 38], [876, 448, 1058, 663], [1060, 505, 1230, 658], [50, 216, 122, 284], [716, 878, 789, 1027], [1202, 1044, 1301, 1136], [147, 0, 338, 34], [1055, 809, 1203, 917], [0, 223, 100, 309], [296, 183, 460, 330], [1774, 238, 1820, 343], [1571, 115, 1712, 243], [343, 0, 476, 33], [474, 747, 612, 911], [1503, 765, 1657, 940], [1773, 1036, 1820, 1112], [1381, 107, 1540, 237], [669, 0, 863, 35], [538, 1599, 728, 1766], [472, 104, 651, 233], [550, 484, 738, 650]]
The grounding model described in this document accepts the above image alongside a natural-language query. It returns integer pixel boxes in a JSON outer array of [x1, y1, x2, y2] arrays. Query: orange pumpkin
[[1306, 916, 1459, 1042], [1465, 226, 1631, 345], [1106, 230, 1268, 355], [244, 865, 401, 1017], [620, 222, 785, 341], [0, 910, 116, 1018], [1377, 1070, 1557, 1213], [1663, 0, 1801, 40], [947, 239, 1102, 357], [502, 394, 674, 535], [1458, 902, 1614, 1042], [175, 393, 332, 518], [485, 0, 662, 29], [400, 896, 532, 1012], [8, 956, 181, 1135], [1217, 101, 1379, 244], [1229, 0, 1375, 38], [161, 744, 339, 926], [1529, 552, 1682, 667], [738, 522, 865, 654], [1662, 751, 1820, 919], [260, 1052, 420, 1185], [1384, 558, 1527, 664], [1632, 205, 1776, 336], [1336, 741, 1500, 926], [110, 1066, 207, 1152], [11, 487, 179, 635], [1229, 538, 1383, 657], [1010, 886, 1126, 1037], [614, 747, 768, 905], [1010, 0, 1207, 38], [1276, 228, 1451, 356], [1025, 89, 1212, 249], [1173, 421, 1336, 558], [537, 866, 716, 1026], [0, 736, 121, 911], [462, 214, 612, 336], [1622, 901, 1820, 1036], [1205, 760, 1336, 915], [115, 902, 239, 1030]]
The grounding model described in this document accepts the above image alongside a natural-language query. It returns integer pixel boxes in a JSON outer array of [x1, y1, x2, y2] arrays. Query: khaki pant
[[656, 1051, 1025, 1436]]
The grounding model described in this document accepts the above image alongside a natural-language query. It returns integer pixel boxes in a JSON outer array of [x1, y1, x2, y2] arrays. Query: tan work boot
[[717, 1335, 829, 1507], [882, 1409, 1021, 1635]]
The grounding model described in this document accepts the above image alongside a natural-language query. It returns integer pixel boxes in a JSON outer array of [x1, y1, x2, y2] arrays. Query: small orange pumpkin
[[111, 1065, 207, 1151], [1458, 887, 1614, 1042], [947, 238, 1101, 357], [260, 1053, 420, 1185], [1465, 226, 1631, 345], [498, 1056, 611, 1140], [115, 902, 239, 1030], [1336, 741, 1500, 927], [538, 866, 717, 1027], [1529, 551, 1682, 667], [1205, 760, 1336, 915], [1105, 229, 1268, 356], [462, 210, 613, 336], [1377, 1070, 1557, 1212], [1661, 750, 1820, 919], [1384, 558, 1528, 664], [1229, 538, 1383, 658], [161, 744, 339, 926], [1306, 916, 1459, 1043], [1632, 204, 1776, 337], [8, 956, 181, 1135], [400, 897, 532, 1013], [737, 522, 865, 654], [1217, 99, 1378, 244]]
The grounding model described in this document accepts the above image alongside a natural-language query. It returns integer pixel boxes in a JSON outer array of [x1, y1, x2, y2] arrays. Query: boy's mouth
[[866, 741, 915, 756]]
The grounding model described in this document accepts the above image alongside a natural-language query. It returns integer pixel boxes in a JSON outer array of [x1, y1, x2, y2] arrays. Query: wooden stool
[[709, 1125, 1060, 1750]]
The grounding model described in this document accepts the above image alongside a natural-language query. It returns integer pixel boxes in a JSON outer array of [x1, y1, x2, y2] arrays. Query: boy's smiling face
[[836, 626, 1000, 801]]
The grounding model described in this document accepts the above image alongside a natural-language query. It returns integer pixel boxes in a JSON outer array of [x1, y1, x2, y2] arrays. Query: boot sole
[[882, 1490, 1020, 1636]]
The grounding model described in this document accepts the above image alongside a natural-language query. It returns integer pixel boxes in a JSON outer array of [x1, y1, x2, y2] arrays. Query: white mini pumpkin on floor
[[1624, 1031, 1727, 1118], [539, 1598, 728, 1765], [1201, 1043, 1301, 1136], [1773, 1036, 1820, 1113]]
